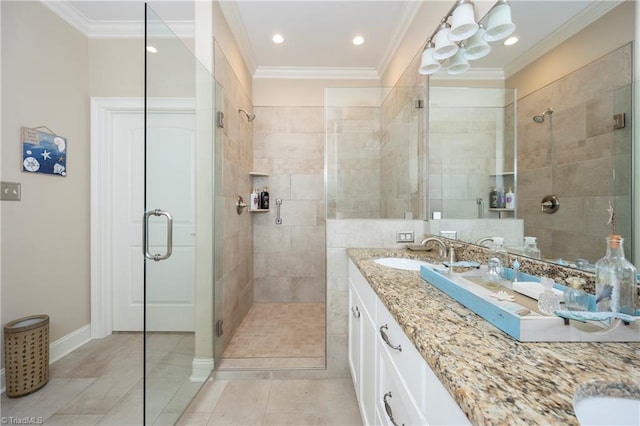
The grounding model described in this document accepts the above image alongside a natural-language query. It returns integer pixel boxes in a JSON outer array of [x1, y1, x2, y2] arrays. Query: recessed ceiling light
[[503, 36, 519, 46], [146, 45, 158, 53], [352, 35, 365, 46], [272, 34, 284, 44]]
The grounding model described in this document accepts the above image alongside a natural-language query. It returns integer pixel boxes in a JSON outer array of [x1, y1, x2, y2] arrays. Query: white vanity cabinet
[[349, 260, 378, 425], [348, 259, 470, 426]]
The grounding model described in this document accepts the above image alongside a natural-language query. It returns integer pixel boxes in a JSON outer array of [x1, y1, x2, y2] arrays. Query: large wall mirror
[[429, 0, 635, 268]]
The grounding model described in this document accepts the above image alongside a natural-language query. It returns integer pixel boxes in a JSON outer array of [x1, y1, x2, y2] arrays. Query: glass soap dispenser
[[537, 277, 560, 315], [595, 235, 637, 315]]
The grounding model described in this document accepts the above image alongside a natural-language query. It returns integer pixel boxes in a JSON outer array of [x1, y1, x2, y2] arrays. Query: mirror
[[429, 1, 635, 268]]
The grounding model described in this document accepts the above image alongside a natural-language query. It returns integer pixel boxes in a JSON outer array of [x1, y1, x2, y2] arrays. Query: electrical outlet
[[1, 181, 21, 201], [396, 231, 414, 243]]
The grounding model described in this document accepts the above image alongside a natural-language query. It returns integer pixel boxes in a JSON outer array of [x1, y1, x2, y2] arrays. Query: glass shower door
[[144, 5, 215, 423]]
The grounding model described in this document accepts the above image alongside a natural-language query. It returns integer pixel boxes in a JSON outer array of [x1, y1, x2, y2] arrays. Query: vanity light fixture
[[448, 45, 471, 75], [483, 0, 516, 42], [419, 42, 442, 75], [417, 0, 516, 76], [449, 0, 478, 41], [352, 35, 365, 46], [272, 33, 284, 44], [433, 21, 458, 60]]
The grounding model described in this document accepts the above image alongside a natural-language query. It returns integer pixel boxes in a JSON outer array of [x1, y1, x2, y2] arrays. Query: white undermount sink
[[374, 257, 438, 271], [573, 381, 640, 425]]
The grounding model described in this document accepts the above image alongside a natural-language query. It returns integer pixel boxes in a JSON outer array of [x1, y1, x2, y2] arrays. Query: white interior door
[[112, 110, 196, 331]]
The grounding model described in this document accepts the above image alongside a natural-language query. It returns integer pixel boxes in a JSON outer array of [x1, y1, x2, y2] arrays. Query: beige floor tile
[[184, 380, 228, 414], [96, 380, 143, 426], [176, 412, 211, 426], [266, 379, 358, 415], [1, 378, 96, 420], [44, 413, 104, 425], [223, 303, 325, 359], [206, 380, 271, 425]]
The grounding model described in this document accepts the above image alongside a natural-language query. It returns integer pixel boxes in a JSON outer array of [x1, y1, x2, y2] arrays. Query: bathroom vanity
[[347, 247, 640, 425]]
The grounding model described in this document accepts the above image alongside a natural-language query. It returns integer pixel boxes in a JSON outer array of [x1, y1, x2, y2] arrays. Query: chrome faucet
[[419, 237, 447, 258], [475, 236, 494, 247]]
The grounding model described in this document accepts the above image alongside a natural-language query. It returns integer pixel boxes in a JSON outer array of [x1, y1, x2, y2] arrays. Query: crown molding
[[376, 1, 423, 77], [42, 1, 194, 38], [504, 0, 623, 78], [218, 0, 257, 75], [253, 66, 380, 80], [431, 67, 505, 81]]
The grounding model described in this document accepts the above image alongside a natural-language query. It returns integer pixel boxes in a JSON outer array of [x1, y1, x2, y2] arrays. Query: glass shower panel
[[325, 86, 425, 219], [144, 5, 215, 423], [428, 87, 516, 220]]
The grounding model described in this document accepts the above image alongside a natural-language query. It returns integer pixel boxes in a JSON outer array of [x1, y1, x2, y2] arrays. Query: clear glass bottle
[[595, 235, 637, 315], [563, 277, 589, 311], [491, 237, 508, 279], [523, 236, 541, 259]]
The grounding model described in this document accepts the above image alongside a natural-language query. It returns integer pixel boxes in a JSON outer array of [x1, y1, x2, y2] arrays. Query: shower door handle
[[143, 209, 173, 261]]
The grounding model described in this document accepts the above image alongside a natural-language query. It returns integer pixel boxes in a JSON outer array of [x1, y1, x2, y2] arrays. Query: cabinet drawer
[[377, 346, 426, 426], [377, 301, 427, 412]]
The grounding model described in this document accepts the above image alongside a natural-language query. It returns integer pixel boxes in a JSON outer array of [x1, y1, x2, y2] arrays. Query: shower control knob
[[540, 195, 560, 214]]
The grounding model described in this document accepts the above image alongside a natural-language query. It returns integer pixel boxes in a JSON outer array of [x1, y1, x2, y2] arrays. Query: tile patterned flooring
[[1, 303, 358, 425], [219, 303, 326, 371]]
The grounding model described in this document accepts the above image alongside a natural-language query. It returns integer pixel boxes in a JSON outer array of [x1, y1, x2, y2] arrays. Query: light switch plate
[[1, 181, 21, 201]]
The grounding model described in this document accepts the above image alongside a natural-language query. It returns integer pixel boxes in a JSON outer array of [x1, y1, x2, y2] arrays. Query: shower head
[[532, 108, 553, 123], [238, 108, 256, 122]]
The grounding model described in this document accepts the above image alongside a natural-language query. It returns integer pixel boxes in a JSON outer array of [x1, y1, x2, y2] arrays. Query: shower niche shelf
[[488, 171, 515, 219], [249, 172, 270, 213]]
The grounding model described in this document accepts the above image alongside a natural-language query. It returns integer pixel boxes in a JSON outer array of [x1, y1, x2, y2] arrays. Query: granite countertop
[[347, 247, 640, 426]]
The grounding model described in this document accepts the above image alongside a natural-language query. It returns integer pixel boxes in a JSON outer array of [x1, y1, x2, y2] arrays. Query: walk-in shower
[[532, 108, 553, 123], [238, 108, 256, 122]]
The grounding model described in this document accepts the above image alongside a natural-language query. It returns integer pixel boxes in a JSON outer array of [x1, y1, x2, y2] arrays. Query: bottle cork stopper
[[609, 234, 622, 248]]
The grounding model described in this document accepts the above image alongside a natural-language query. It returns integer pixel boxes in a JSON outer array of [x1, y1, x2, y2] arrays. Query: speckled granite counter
[[347, 247, 640, 426]]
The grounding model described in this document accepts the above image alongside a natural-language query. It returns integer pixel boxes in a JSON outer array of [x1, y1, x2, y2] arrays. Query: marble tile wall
[[252, 106, 326, 303], [215, 43, 255, 351], [325, 106, 382, 218], [517, 44, 633, 263]]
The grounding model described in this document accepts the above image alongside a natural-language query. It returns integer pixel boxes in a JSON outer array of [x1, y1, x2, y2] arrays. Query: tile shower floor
[[219, 303, 326, 371]]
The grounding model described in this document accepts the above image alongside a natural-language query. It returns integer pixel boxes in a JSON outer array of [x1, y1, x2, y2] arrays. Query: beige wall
[[506, 1, 635, 99], [1, 2, 90, 347], [89, 39, 143, 98]]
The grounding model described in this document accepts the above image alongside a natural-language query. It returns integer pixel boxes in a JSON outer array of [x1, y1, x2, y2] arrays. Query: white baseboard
[[1, 324, 92, 394], [190, 358, 214, 382]]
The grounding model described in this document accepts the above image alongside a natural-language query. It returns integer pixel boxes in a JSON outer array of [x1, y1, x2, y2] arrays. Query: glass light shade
[[463, 26, 491, 60], [433, 24, 458, 60], [419, 46, 441, 75], [483, 2, 516, 42], [449, 2, 479, 42], [447, 47, 470, 75]]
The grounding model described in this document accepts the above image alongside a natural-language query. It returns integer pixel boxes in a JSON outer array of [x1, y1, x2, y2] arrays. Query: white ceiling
[[52, 0, 619, 79]]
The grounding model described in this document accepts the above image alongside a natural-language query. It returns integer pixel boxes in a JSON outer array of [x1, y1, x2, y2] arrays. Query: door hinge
[[215, 320, 224, 337]]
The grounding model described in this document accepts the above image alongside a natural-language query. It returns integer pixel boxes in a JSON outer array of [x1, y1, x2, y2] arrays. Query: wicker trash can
[[4, 315, 49, 397]]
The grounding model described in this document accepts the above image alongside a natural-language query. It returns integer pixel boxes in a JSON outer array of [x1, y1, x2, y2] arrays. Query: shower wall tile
[[516, 43, 632, 263], [253, 106, 326, 304]]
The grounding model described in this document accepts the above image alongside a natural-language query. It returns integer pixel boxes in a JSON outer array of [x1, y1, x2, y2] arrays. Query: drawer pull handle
[[351, 306, 361, 319], [383, 391, 404, 426], [380, 324, 402, 352]]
